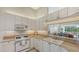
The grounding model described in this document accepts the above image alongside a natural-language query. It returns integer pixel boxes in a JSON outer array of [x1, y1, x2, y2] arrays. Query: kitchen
[[0, 7, 79, 52]]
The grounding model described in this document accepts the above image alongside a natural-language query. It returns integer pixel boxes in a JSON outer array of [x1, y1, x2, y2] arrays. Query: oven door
[[15, 39, 30, 52]]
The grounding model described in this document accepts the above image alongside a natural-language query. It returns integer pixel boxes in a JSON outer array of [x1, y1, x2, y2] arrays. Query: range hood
[[45, 12, 79, 24]]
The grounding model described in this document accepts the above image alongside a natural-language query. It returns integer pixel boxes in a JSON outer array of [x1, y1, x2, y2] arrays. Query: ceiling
[[0, 7, 64, 20], [0, 7, 48, 20], [31, 7, 40, 10]]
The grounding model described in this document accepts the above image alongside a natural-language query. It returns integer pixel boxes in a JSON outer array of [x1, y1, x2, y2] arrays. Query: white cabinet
[[0, 41, 15, 52], [51, 12, 58, 20], [33, 39, 43, 52], [49, 44, 62, 52], [49, 43, 68, 52], [36, 39, 43, 52], [15, 16, 22, 24], [42, 40, 50, 52], [61, 47, 68, 52], [30, 38, 35, 48], [48, 11, 59, 21], [68, 7, 79, 16], [5, 17, 15, 31], [33, 39, 50, 52], [32, 38, 68, 52], [59, 8, 68, 18], [49, 8, 68, 21], [0, 15, 15, 32], [51, 7, 79, 19], [0, 43, 4, 52], [33, 39, 38, 48]]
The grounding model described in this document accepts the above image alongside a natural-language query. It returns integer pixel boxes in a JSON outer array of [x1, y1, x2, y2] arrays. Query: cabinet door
[[51, 12, 58, 20], [68, 7, 79, 16], [59, 8, 68, 18], [61, 47, 68, 52], [36, 39, 43, 52], [0, 43, 4, 52], [49, 44, 62, 52], [33, 39, 50, 52], [0, 41, 15, 52], [15, 16, 22, 25], [30, 38, 34, 48], [33, 39, 43, 52], [49, 43, 68, 52], [42, 41, 50, 52], [33, 39, 38, 48]]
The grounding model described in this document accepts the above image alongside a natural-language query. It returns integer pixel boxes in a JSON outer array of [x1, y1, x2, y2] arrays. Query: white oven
[[15, 36, 30, 52]]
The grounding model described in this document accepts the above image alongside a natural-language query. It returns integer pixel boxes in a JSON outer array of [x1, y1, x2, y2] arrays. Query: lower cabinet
[[61, 47, 68, 52], [36, 39, 43, 52], [49, 43, 68, 52], [33, 39, 38, 49], [48, 43, 68, 52], [30, 38, 68, 52], [30, 38, 34, 48], [33, 39, 50, 52], [49, 43, 63, 52], [0, 41, 15, 52], [33, 39, 43, 52], [42, 40, 50, 52]]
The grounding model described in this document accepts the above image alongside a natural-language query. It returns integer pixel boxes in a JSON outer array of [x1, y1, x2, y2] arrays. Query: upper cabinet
[[52, 11, 59, 20], [59, 7, 79, 18], [68, 7, 79, 16], [14, 16, 23, 24], [48, 11, 58, 21], [59, 8, 68, 18], [48, 7, 79, 21]]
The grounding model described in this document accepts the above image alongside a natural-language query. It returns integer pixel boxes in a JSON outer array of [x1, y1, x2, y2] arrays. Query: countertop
[[0, 34, 79, 52], [28, 35, 79, 52]]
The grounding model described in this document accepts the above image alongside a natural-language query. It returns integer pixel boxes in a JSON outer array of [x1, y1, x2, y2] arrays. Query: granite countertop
[[0, 34, 79, 52], [28, 34, 79, 52]]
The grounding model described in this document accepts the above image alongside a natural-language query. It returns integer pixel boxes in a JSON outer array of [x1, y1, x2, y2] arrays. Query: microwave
[[14, 24, 27, 33]]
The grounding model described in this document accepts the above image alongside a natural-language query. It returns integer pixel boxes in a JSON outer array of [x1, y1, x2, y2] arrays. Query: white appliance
[[14, 24, 27, 34], [15, 35, 30, 52]]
